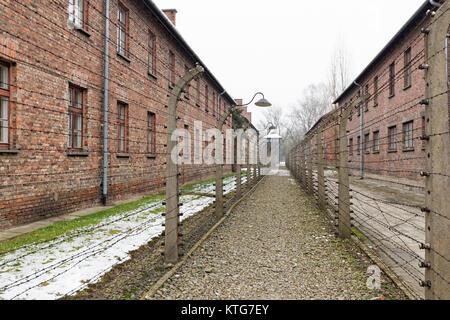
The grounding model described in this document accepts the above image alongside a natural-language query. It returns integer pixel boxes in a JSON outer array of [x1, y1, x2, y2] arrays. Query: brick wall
[[306, 14, 432, 181], [0, 0, 234, 229]]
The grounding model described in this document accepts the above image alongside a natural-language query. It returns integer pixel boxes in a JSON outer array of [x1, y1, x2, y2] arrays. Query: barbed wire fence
[[0, 0, 265, 299], [287, 3, 449, 300]]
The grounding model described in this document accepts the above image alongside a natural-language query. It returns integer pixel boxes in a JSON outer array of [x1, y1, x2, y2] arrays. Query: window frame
[[388, 125, 397, 151], [69, 0, 88, 31], [404, 47, 412, 89], [0, 62, 10, 148], [168, 51, 175, 88], [183, 124, 190, 162], [364, 133, 370, 154], [117, 3, 129, 58], [148, 30, 156, 76], [195, 78, 200, 107], [117, 102, 128, 153], [364, 84, 369, 112], [68, 84, 85, 150], [357, 89, 362, 117], [184, 64, 190, 99], [212, 91, 216, 117], [147, 111, 156, 155], [373, 130, 380, 153], [205, 85, 209, 113], [357, 136, 361, 155], [373, 76, 379, 106], [389, 62, 395, 97], [403, 120, 414, 150]]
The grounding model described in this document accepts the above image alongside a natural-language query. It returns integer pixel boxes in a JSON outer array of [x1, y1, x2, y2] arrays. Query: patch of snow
[[0, 175, 243, 300]]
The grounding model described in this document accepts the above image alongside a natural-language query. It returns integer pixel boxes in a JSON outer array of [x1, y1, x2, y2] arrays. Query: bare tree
[[257, 105, 283, 135], [327, 41, 353, 104], [282, 83, 330, 153]]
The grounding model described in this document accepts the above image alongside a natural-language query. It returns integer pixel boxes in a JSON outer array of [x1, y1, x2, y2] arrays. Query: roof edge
[[142, 0, 237, 106], [333, 0, 432, 104]]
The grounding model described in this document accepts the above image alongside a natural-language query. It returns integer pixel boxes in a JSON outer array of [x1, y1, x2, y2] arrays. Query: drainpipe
[[102, 0, 110, 205], [354, 81, 364, 180]]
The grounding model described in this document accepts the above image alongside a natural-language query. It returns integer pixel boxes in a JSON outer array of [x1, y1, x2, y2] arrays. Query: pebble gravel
[[152, 175, 408, 300]]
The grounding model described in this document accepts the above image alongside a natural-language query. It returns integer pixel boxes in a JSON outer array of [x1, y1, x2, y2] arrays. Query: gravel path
[[152, 175, 408, 300]]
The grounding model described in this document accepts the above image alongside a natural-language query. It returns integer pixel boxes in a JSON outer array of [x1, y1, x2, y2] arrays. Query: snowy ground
[[0, 174, 245, 300]]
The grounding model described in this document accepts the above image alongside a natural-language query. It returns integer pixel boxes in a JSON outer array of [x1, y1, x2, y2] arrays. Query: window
[[357, 89, 362, 117], [148, 31, 156, 76], [404, 48, 412, 89], [349, 138, 353, 155], [117, 3, 128, 57], [184, 65, 190, 99], [0, 63, 9, 147], [68, 85, 84, 149], [389, 62, 395, 97], [205, 85, 209, 112], [388, 126, 397, 151], [194, 128, 201, 162], [364, 133, 370, 153], [147, 112, 155, 154], [374, 76, 379, 106], [117, 102, 128, 152], [169, 51, 175, 87], [195, 78, 200, 107], [223, 101, 227, 122], [212, 91, 216, 117], [373, 131, 380, 153], [403, 121, 414, 150], [69, 0, 87, 29], [183, 124, 189, 161], [365, 84, 369, 111], [357, 136, 361, 155]]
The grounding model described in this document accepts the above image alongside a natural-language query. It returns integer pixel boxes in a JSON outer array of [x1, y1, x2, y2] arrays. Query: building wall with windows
[[306, 2, 446, 182], [0, 0, 235, 229], [337, 13, 429, 181]]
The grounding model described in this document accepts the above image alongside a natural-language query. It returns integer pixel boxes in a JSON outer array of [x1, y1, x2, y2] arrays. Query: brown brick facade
[[0, 0, 235, 229], [306, 2, 450, 181]]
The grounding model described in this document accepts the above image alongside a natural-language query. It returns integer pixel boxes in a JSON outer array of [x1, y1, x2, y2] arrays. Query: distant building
[[234, 99, 252, 123]]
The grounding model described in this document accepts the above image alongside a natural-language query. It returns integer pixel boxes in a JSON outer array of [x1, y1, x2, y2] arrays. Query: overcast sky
[[153, 0, 426, 126]]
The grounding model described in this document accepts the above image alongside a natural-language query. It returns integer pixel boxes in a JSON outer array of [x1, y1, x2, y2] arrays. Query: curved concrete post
[[337, 96, 366, 239], [317, 124, 326, 210], [215, 106, 239, 217], [424, 2, 450, 300], [165, 65, 204, 264]]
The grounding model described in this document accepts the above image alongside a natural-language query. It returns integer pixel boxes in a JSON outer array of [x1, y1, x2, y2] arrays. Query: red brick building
[[234, 99, 252, 123], [0, 0, 236, 229], [306, 0, 449, 181]]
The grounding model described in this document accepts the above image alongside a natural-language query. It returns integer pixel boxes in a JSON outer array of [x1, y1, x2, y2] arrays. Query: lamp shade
[[255, 98, 272, 107]]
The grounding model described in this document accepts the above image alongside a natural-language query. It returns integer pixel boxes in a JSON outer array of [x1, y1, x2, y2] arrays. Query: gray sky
[[153, 0, 425, 126]]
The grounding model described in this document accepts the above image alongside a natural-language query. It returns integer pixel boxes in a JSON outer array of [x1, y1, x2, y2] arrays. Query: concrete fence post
[[423, 2, 450, 300], [164, 65, 204, 264], [337, 96, 365, 239], [317, 125, 326, 210], [235, 136, 241, 199], [301, 143, 307, 189], [307, 138, 313, 195], [246, 132, 251, 188]]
